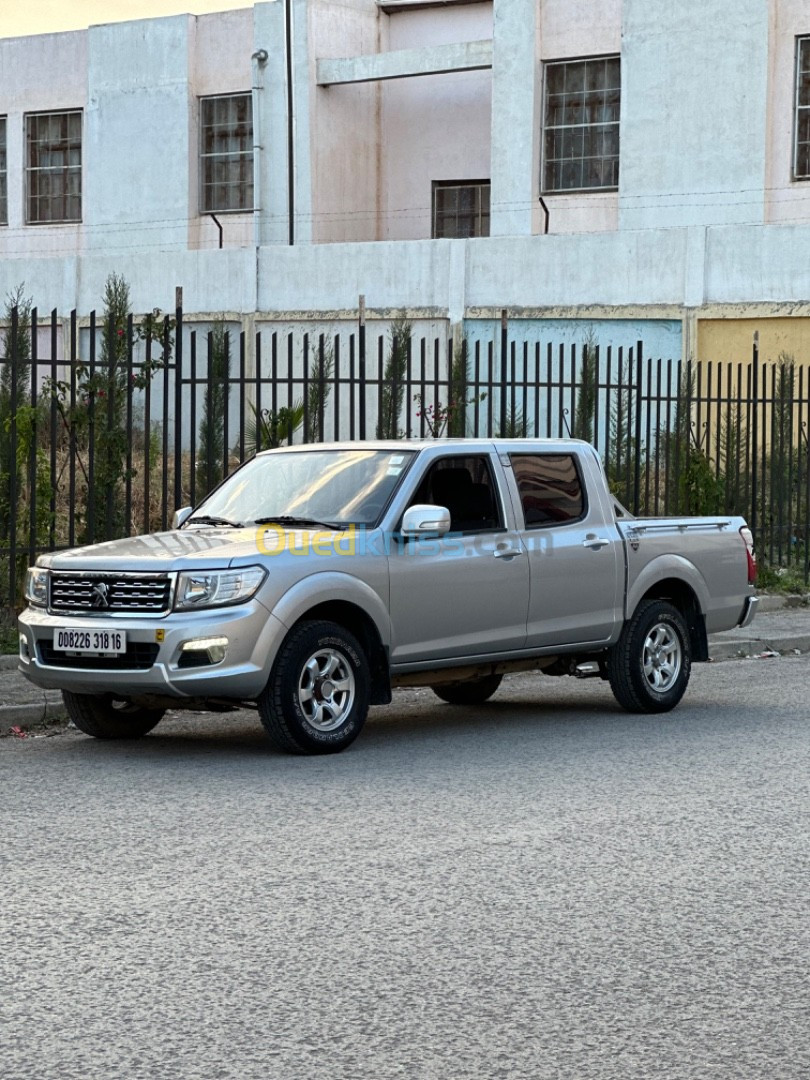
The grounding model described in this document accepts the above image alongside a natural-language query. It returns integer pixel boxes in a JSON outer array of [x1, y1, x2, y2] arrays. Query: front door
[[388, 454, 529, 665]]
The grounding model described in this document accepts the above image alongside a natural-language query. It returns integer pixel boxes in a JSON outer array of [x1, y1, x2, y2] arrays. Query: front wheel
[[607, 600, 691, 713], [258, 620, 370, 754], [432, 674, 503, 706], [62, 691, 164, 739]]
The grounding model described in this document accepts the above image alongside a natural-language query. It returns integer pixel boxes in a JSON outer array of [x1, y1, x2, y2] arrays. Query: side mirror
[[400, 504, 451, 539], [172, 506, 193, 529]]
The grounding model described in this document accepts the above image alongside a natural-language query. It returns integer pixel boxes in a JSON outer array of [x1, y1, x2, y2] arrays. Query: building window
[[200, 94, 253, 213], [0, 117, 7, 226], [432, 181, 490, 238], [795, 38, 810, 178], [26, 110, 82, 224], [542, 56, 620, 193]]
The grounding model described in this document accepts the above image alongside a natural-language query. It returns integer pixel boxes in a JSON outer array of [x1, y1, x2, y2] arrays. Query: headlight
[[174, 566, 266, 610], [25, 567, 49, 608]]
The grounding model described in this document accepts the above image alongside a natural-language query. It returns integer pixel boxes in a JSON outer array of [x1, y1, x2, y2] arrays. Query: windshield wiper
[[185, 515, 243, 528], [254, 515, 342, 530]]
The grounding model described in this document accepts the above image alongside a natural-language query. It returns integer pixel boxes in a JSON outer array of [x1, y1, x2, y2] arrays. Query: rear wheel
[[432, 673, 503, 706], [259, 620, 370, 755], [62, 691, 164, 740], [607, 599, 691, 713]]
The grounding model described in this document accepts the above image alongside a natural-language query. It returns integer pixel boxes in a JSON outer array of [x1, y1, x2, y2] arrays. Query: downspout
[[251, 47, 268, 305], [284, 0, 295, 245]]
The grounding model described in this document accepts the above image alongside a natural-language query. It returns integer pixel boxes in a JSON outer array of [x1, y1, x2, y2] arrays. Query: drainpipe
[[538, 196, 550, 235], [251, 47, 268, 254], [284, 0, 295, 246]]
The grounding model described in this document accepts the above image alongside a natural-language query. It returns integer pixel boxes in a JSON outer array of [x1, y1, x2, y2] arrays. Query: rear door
[[504, 448, 622, 647]]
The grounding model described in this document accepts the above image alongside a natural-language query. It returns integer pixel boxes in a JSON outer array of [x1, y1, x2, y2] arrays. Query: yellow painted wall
[[697, 318, 810, 366]]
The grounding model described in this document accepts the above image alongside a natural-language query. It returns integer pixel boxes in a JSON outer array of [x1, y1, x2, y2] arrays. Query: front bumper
[[17, 601, 289, 701]]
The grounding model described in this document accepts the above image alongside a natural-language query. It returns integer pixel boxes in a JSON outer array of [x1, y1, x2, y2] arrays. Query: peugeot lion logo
[[90, 581, 110, 609]]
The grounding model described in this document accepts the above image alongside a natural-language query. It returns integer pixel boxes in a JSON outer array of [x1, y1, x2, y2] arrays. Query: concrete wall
[[766, 0, 810, 226], [698, 316, 810, 366], [381, 4, 493, 241], [0, 29, 87, 258], [309, 0, 381, 243], [620, 0, 770, 230], [85, 16, 194, 255], [190, 7, 255, 251]]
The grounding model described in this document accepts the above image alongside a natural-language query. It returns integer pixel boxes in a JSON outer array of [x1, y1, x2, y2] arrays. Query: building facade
[[1, 0, 810, 364]]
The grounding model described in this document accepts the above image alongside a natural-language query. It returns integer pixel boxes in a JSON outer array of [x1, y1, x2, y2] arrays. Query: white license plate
[[54, 628, 127, 655]]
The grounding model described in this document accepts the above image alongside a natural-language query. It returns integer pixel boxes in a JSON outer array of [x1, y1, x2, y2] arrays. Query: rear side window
[[510, 454, 584, 527]]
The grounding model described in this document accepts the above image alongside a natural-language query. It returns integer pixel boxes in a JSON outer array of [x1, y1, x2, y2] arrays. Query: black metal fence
[[1, 304, 808, 612]]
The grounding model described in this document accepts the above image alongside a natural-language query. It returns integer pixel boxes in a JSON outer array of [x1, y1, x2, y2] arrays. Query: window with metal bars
[[432, 181, 490, 239], [26, 110, 82, 224], [795, 38, 810, 178], [200, 93, 254, 213], [542, 56, 620, 193]]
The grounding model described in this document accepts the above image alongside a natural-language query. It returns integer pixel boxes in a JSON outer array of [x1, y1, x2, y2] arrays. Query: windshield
[[186, 449, 416, 528]]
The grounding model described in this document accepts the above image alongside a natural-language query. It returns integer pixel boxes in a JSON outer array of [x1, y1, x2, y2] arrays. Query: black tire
[[607, 599, 691, 713], [62, 691, 164, 740], [258, 620, 370, 755], [432, 673, 503, 706]]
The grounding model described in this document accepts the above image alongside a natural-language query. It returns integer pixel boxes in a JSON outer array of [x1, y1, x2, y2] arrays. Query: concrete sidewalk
[[2, 596, 809, 734]]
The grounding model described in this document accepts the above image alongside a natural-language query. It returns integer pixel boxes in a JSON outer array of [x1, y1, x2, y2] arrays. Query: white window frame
[[794, 37, 810, 179], [25, 109, 83, 225], [541, 55, 620, 194], [432, 180, 490, 239], [199, 93, 254, 214]]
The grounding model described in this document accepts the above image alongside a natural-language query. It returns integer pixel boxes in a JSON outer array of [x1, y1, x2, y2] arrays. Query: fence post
[[358, 295, 366, 440], [8, 306, 18, 607], [634, 339, 643, 514], [751, 331, 759, 543], [500, 309, 508, 437], [174, 289, 183, 512]]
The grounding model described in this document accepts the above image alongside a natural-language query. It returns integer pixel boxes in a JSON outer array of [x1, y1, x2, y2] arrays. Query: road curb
[[0, 698, 68, 735], [708, 633, 810, 661]]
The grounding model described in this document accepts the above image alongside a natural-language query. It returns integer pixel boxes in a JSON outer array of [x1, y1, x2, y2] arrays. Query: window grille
[[542, 57, 620, 193], [200, 94, 254, 213], [795, 38, 810, 178], [432, 181, 490, 238], [26, 110, 82, 224]]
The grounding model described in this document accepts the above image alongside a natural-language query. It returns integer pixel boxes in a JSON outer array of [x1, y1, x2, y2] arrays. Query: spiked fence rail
[[0, 306, 807, 612]]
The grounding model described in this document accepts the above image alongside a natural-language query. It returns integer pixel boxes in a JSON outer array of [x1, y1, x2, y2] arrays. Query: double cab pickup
[[19, 439, 758, 753]]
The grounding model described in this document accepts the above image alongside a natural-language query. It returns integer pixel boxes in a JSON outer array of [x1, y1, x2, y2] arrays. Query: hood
[[41, 525, 271, 573], [39, 523, 359, 573]]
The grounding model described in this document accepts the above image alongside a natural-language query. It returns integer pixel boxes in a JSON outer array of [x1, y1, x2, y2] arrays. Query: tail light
[[740, 526, 757, 584]]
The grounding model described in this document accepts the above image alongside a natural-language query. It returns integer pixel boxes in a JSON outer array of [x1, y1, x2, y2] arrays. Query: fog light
[[19, 635, 30, 662], [179, 636, 228, 666]]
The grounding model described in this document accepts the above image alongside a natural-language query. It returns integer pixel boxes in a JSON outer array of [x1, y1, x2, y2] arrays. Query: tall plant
[[574, 330, 598, 444], [0, 284, 33, 542], [197, 319, 230, 495], [376, 319, 410, 439]]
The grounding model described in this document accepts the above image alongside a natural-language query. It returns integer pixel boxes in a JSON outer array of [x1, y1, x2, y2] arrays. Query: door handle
[[582, 535, 610, 550], [493, 545, 522, 559]]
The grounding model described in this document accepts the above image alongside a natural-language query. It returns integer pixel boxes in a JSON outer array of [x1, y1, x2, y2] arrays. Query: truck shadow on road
[[50, 686, 728, 764]]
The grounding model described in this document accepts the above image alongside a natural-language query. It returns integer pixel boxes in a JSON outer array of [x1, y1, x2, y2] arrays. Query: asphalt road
[[2, 657, 809, 1080]]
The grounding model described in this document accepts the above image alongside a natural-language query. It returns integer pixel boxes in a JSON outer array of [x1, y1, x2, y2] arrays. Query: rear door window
[[510, 454, 585, 527]]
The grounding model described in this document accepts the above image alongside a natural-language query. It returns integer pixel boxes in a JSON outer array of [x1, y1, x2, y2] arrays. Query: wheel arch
[[289, 599, 391, 705], [636, 578, 708, 662]]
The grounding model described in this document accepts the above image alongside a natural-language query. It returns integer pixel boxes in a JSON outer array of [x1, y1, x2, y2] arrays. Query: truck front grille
[[49, 572, 172, 615], [38, 641, 160, 670]]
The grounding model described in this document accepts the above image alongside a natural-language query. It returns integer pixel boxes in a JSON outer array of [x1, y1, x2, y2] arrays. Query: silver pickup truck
[[19, 439, 757, 754]]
